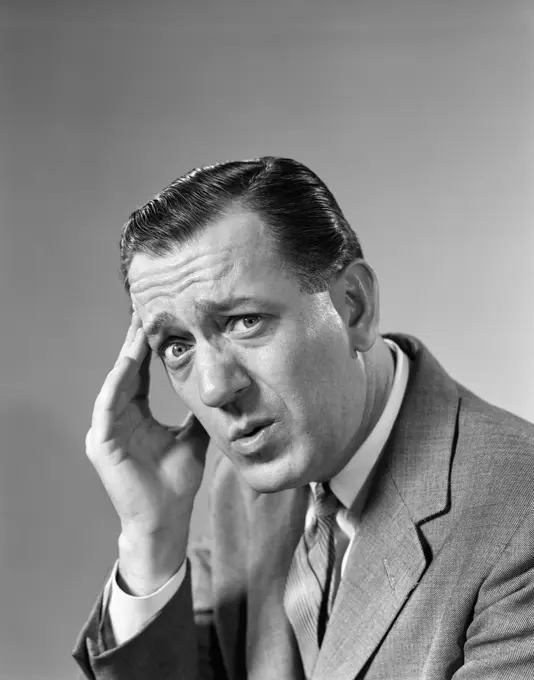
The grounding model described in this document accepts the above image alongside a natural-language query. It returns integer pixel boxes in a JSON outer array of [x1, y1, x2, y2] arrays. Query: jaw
[[226, 436, 326, 493]]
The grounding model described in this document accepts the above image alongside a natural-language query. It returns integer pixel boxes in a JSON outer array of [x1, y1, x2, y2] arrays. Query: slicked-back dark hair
[[119, 156, 363, 294]]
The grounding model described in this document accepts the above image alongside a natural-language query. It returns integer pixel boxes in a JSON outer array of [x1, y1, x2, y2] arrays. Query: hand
[[86, 314, 210, 593]]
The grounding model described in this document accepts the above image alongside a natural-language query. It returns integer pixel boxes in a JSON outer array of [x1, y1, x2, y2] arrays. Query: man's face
[[128, 210, 367, 492]]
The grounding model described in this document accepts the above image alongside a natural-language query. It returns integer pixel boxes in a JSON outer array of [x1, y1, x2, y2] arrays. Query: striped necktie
[[283, 483, 339, 678]]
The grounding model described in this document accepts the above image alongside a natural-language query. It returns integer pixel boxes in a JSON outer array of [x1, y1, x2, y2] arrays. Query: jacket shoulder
[[451, 385, 534, 536], [456, 384, 534, 452]]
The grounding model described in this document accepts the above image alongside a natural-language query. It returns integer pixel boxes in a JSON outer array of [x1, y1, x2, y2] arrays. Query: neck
[[351, 336, 395, 454], [314, 335, 397, 485]]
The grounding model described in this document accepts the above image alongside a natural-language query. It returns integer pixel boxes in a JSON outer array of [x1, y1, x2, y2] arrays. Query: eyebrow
[[143, 296, 265, 338], [144, 311, 182, 338]]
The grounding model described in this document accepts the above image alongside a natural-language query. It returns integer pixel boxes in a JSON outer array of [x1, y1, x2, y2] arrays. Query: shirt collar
[[327, 339, 410, 510]]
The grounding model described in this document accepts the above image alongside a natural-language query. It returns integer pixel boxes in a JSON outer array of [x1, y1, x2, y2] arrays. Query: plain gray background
[[1, 1, 533, 678]]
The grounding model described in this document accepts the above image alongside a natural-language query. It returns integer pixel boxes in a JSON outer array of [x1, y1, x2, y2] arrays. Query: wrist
[[117, 528, 189, 596]]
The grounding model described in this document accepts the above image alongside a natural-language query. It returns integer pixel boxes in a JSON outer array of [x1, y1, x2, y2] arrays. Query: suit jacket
[[73, 335, 534, 679]]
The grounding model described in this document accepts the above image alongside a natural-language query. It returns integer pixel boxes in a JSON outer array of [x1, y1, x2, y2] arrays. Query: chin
[[234, 450, 312, 494]]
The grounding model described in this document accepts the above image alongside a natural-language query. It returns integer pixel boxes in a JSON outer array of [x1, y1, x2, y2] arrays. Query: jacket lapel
[[313, 335, 460, 680], [312, 469, 426, 680]]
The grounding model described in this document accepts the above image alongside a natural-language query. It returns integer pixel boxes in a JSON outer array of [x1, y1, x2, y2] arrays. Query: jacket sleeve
[[72, 543, 227, 680], [452, 509, 534, 679]]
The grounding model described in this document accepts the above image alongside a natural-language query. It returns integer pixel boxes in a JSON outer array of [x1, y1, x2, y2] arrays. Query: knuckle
[[116, 355, 132, 368], [112, 356, 125, 370], [85, 429, 96, 458]]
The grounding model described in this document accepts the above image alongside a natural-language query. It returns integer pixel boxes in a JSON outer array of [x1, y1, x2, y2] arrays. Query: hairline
[[122, 200, 332, 295]]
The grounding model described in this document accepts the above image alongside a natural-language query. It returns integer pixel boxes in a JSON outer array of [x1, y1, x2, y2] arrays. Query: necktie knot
[[313, 482, 339, 519]]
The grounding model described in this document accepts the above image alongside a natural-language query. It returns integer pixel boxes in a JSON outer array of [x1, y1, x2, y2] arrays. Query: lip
[[229, 419, 275, 442], [231, 422, 277, 455]]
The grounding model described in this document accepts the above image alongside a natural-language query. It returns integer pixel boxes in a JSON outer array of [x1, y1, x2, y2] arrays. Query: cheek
[[270, 327, 351, 430], [166, 370, 236, 447], [165, 370, 204, 423], [167, 372, 203, 414]]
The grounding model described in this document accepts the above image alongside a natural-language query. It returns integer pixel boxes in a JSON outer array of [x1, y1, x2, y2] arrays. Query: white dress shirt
[[105, 339, 410, 645]]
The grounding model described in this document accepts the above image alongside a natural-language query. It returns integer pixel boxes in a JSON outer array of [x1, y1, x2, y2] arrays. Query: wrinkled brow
[[144, 311, 180, 338], [144, 296, 263, 337]]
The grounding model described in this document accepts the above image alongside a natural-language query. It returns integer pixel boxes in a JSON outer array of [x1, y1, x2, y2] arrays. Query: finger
[[85, 426, 105, 465], [124, 312, 142, 346], [85, 427, 94, 454], [92, 360, 140, 442], [125, 326, 151, 403], [113, 331, 151, 417], [92, 358, 133, 427], [117, 313, 143, 363], [124, 324, 149, 363], [91, 407, 115, 445], [135, 334, 151, 402], [92, 336, 146, 429]]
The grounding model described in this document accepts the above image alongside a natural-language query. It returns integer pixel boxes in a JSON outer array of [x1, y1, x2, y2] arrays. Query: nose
[[196, 343, 251, 408]]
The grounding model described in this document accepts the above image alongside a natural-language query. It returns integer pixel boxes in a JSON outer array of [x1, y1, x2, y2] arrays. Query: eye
[[161, 341, 192, 364], [232, 315, 262, 331], [242, 315, 260, 329]]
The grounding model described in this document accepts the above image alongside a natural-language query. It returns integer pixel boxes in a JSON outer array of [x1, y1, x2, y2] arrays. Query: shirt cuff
[[105, 558, 187, 646]]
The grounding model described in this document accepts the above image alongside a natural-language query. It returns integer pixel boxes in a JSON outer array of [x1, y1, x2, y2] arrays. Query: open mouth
[[241, 424, 267, 439], [231, 421, 277, 454]]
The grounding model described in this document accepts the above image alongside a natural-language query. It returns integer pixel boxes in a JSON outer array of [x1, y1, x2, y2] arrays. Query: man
[[73, 157, 534, 679]]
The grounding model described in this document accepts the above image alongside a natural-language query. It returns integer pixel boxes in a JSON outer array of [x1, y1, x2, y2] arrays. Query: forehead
[[128, 210, 294, 315]]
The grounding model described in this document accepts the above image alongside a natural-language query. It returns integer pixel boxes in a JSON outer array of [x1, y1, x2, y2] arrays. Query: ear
[[329, 259, 380, 354]]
